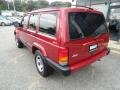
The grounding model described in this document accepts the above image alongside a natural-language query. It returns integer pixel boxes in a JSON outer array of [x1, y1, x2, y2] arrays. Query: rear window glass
[[68, 12, 108, 39]]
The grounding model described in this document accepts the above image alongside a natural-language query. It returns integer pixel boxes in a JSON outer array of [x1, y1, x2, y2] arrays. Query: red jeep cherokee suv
[[14, 7, 110, 77]]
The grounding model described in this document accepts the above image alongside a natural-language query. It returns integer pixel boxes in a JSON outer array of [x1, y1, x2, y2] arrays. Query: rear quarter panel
[[33, 11, 61, 63]]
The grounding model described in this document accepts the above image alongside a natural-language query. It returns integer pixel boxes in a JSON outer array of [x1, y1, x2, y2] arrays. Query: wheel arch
[[32, 42, 47, 57], [1, 22, 5, 25]]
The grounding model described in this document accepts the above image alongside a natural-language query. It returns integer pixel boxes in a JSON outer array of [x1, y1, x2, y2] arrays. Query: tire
[[1, 22, 5, 26], [35, 50, 54, 77], [15, 38, 24, 48]]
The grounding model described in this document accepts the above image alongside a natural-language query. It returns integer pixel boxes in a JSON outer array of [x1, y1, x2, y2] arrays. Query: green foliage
[[0, 0, 49, 12], [50, 1, 71, 7], [26, 0, 49, 11], [0, 0, 71, 12], [0, 0, 7, 14], [36, 0, 49, 9]]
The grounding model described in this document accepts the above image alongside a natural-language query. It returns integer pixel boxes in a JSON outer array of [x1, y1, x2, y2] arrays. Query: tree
[[36, 0, 49, 9], [50, 1, 63, 7], [0, 0, 7, 9], [23, 0, 49, 11], [21, 2, 28, 12], [14, 0, 22, 11], [0, 0, 49, 12], [0, 0, 7, 14], [27, 0, 35, 11], [64, 2, 71, 7], [50, 1, 71, 7]]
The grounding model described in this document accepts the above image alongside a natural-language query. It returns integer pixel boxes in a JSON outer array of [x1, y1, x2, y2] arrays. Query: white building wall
[[91, 4, 109, 19]]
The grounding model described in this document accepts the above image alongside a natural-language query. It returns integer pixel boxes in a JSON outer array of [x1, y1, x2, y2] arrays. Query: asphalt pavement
[[0, 26, 120, 90]]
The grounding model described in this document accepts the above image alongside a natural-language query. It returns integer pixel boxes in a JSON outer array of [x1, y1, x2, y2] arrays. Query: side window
[[21, 15, 29, 28], [39, 13, 57, 36], [28, 14, 38, 30]]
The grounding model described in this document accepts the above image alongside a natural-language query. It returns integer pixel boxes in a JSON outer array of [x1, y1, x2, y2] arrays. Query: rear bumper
[[46, 58, 71, 76], [70, 48, 110, 72], [46, 48, 110, 76]]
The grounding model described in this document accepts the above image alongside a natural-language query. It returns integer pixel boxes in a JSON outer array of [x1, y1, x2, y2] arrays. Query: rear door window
[[39, 13, 57, 36], [68, 12, 108, 39]]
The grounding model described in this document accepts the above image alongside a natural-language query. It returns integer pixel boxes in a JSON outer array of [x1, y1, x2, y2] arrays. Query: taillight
[[59, 48, 68, 66]]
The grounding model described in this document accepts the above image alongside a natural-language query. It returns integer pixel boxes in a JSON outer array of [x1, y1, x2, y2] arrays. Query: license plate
[[89, 44, 98, 52]]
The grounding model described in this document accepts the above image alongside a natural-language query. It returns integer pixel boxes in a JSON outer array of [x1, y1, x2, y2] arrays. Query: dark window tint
[[68, 12, 108, 39], [29, 14, 38, 30], [21, 15, 29, 28], [39, 13, 57, 36]]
